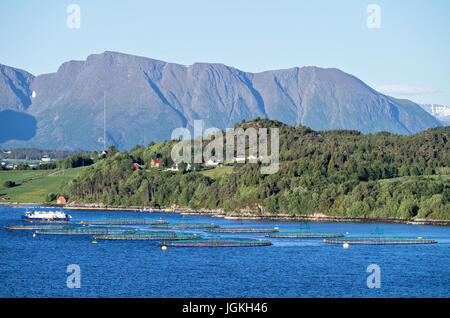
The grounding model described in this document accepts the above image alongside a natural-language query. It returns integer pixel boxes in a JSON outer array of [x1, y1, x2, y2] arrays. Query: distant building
[[205, 159, 222, 166], [235, 156, 246, 163], [165, 163, 179, 171], [150, 159, 160, 168], [41, 156, 51, 162], [57, 196, 67, 204], [231, 155, 263, 163], [134, 163, 141, 170], [165, 163, 193, 172]]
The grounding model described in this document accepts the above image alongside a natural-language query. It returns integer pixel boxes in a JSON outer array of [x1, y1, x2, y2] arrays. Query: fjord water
[[0, 206, 449, 298]]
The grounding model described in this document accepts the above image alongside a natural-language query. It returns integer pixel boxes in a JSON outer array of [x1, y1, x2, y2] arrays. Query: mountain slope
[[0, 51, 442, 150], [420, 104, 450, 125]]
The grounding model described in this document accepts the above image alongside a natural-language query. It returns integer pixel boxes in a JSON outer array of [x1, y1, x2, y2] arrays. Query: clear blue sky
[[1, 0, 449, 105]]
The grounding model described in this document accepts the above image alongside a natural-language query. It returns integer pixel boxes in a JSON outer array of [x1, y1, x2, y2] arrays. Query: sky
[[1, 0, 449, 105]]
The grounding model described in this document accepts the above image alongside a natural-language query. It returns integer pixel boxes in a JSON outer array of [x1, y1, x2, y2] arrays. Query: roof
[[57, 196, 67, 203]]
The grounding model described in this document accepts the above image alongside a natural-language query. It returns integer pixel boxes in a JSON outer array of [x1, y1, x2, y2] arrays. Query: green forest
[[61, 119, 450, 220]]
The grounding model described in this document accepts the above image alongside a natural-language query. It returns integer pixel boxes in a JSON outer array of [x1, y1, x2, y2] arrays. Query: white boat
[[22, 209, 72, 222]]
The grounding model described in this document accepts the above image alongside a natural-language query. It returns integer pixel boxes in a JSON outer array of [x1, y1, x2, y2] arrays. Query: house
[[133, 163, 141, 170], [165, 163, 178, 171], [165, 163, 194, 172], [57, 196, 67, 204], [235, 156, 246, 163], [41, 156, 51, 162], [150, 159, 160, 168], [205, 159, 221, 166]]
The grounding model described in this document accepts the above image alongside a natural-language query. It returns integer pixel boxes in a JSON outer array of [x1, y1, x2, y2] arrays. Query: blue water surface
[[0, 206, 449, 298]]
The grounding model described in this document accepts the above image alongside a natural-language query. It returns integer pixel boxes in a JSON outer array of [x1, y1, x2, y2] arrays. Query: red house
[[150, 159, 160, 168], [134, 163, 141, 170], [57, 196, 67, 204]]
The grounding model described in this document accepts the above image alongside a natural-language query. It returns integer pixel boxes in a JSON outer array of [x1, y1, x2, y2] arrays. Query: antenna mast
[[103, 91, 106, 151]]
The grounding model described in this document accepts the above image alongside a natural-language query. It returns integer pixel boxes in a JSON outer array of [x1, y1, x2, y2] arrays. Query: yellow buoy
[[418, 237, 422, 239], [343, 243, 349, 249], [33, 233, 36, 238], [161, 246, 167, 251], [274, 227, 279, 230], [92, 241, 97, 244]]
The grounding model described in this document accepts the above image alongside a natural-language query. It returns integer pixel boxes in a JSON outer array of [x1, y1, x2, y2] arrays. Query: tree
[[106, 145, 119, 158], [46, 193, 57, 202], [399, 198, 419, 219], [178, 162, 187, 174], [3, 180, 16, 188]]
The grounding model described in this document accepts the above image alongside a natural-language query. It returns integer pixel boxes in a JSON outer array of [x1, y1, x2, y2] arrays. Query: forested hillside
[[61, 119, 450, 220]]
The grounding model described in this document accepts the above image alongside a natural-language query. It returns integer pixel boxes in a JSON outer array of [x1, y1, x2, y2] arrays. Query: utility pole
[[103, 91, 106, 152]]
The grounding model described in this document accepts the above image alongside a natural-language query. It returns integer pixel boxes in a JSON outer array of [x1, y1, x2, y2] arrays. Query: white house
[[165, 163, 179, 171], [205, 159, 222, 166], [165, 163, 194, 172], [41, 156, 51, 162], [235, 156, 246, 163]]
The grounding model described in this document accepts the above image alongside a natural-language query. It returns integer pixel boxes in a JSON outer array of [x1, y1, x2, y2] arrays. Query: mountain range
[[420, 104, 450, 125], [0, 51, 442, 150]]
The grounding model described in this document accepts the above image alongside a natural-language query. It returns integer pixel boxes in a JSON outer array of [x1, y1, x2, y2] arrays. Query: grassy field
[[200, 165, 234, 179], [0, 167, 87, 203]]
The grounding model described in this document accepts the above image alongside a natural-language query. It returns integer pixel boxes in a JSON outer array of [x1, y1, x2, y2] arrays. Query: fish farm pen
[[323, 237, 438, 245], [35, 227, 136, 235], [265, 232, 344, 238], [4, 225, 75, 230], [159, 238, 273, 247], [93, 232, 201, 241], [205, 228, 279, 233], [148, 223, 220, 229], [79, 219, 168, 225]]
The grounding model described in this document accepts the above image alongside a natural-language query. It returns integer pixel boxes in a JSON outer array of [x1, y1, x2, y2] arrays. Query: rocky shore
[[2, 202, 448, 226]]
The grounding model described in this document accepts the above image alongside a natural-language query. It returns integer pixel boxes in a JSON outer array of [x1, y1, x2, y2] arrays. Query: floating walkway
[[205, 228, 279, 233], [4, 225, 75, 230], [323, 237, 437, 245], [93, 231, 201, 241], [148, 223, 219, 229], [159, 238, 272, 247], [265, 232, 344, 238], [35, 227, 136, 235], [79, 219, 168, 225]]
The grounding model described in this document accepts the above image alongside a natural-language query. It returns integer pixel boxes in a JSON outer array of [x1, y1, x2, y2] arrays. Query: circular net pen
[[266, 232, 344, 238], [79, 219, 168, 225], [94, 232, 201, 241], [35, 227, 136, 235], [4, 225, 75, 230], [159, 237, 272, 247], [148, 223, 219, 229], [323, 237, 437, 245], [205, 228, 279, 233]]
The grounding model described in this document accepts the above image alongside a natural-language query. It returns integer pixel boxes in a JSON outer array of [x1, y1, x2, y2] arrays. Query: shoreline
[[1, 202, 449, 226]]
